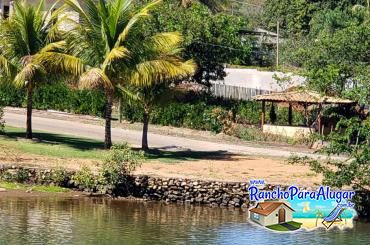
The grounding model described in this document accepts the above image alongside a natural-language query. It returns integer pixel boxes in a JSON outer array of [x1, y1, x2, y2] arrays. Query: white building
[[211, 68, 305, 100], [249, 201, 295, 226]]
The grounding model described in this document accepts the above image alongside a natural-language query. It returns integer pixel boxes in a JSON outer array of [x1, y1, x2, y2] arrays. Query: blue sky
[[289, 198, 356, 218]]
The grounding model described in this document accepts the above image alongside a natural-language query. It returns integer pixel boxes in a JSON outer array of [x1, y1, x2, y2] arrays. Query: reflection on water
[[0, 196, 369, 244]]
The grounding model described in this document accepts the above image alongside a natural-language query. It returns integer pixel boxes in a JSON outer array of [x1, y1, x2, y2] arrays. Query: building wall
[[250, 212, 265, 226], [263, 204, 294, 226], [211, 68, 306, 101], [263, 125, 313, 138], [214, 68, 305, 91]]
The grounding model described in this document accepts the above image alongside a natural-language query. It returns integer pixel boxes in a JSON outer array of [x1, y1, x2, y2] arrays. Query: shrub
[[15, 169, 30, 183], [51, 167, 69, 186], [71, 165, 96, 191], [209, 107, 236, 134], [97, 144, 144, 194], [0, 82, 106, 117]]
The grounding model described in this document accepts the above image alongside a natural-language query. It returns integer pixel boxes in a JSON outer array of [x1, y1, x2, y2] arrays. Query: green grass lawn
[[1, 126, 234, 164], [1, 126, 106, 160], [266, 221, 302, 232], [0, 181, 69, 193]]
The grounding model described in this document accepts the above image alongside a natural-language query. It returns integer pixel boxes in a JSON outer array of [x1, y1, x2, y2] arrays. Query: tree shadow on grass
[[141, 147, 247, 163], [2, 128, 104, 151]]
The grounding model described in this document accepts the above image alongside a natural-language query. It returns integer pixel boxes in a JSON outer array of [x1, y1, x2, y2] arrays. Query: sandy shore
[[295, 218, 354, 230]]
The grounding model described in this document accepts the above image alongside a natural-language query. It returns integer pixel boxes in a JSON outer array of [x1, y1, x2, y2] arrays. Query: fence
[[210, 83, 271, 101]]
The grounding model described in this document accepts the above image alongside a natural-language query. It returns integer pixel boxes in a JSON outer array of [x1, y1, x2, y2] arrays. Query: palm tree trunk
[[26, 86, 33, 139], [105, 92, 113, 149], [142, 108, 150, 151]]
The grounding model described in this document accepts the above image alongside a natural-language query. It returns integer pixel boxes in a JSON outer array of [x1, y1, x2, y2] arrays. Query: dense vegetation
[[264, 0, 370, 219], [145, 1, 252, 84], [0, 0, 369, 219]]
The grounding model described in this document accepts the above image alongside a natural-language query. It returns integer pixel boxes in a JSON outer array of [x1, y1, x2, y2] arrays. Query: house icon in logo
[[249, 201, 295, 227]]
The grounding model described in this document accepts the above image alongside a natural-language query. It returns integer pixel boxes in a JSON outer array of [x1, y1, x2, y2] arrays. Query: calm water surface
[[0, 196, 369, 245]]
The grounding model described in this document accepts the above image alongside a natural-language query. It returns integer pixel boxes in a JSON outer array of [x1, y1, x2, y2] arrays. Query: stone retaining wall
[[132, 176, 264, 208], [0, 165, 268, 208], [1, 166, 369, 221]]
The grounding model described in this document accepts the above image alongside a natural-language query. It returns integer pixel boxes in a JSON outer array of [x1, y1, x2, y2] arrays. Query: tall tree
[[120, 33, 196, 150], [147, 2, 250, 85], [281, 8, 370, 97], [180, 0, 227, 13], [0, 0, 61, 139], [44, 0, 195, 149], [261, 0, 366, 36]]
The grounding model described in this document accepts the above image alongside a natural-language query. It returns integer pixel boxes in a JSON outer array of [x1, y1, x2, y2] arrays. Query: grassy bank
[[1, 126, 105, 160], [0, 181, 69, 193], [0, 126, 235, 164]]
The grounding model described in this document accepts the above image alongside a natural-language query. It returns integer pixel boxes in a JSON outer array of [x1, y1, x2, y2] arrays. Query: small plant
[[1, 170, 13, 182], [51, 167, 69, 186], [71, 165, 96, 191], [97, 144, 144, 194], [15, 169, 30, 183]]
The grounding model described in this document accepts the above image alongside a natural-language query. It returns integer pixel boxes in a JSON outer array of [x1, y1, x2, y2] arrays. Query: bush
[[71, 165, 96, 191], [51, 167, 69, 186], [15, 169, 30, 183], [97, 144, 144, 194], [0, 82, 106, 117], [69, 145, 144, 194]]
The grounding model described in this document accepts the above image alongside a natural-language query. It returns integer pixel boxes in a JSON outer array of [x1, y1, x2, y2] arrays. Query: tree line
[[0, 0, 253, 150]]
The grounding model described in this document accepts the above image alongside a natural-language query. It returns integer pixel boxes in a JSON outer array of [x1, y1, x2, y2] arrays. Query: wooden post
[[261, 101, 265, 129], [318, 104, 322, 135], [118, 97, 122, 123], [304, 103, 308, 126], [288, 103, 292, 126]]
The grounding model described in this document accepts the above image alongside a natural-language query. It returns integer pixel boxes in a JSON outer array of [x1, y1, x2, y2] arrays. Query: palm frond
[[149, 32, 183, 54], [129, 59, 196, 86], [115, 0, 162, 47], [0, 55, 13, 77], [117, 84, 143, 105], [102, 46, 130, 71], [39, 41, 66, 53], [79, 68, 114, 90], [14, 63, 45, 88], [35, 52, 85, 76]]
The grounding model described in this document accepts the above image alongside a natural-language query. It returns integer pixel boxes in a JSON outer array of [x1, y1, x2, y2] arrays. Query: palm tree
[[47, 0, 194, 149], [0, 0, 62, 139], [315, 209, 323, 227], [120, 33, 196, 150]]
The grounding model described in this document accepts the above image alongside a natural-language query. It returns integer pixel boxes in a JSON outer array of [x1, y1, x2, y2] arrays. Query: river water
[[0, 196, 369, 244]]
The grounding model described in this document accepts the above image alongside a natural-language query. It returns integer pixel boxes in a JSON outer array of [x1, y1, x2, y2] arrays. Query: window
[[253, 213, 260, 220]]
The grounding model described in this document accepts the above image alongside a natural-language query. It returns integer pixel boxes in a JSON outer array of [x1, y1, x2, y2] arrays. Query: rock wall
[[132, 176, 258, 208], [0, 166, 260, 208]]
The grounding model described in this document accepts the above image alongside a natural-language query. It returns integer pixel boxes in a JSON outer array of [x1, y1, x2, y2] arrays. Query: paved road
[[3, 110, 332, 159]]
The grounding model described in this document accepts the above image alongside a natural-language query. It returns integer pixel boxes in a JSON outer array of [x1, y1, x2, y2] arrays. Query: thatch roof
[[253, 90, 355, 104]]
